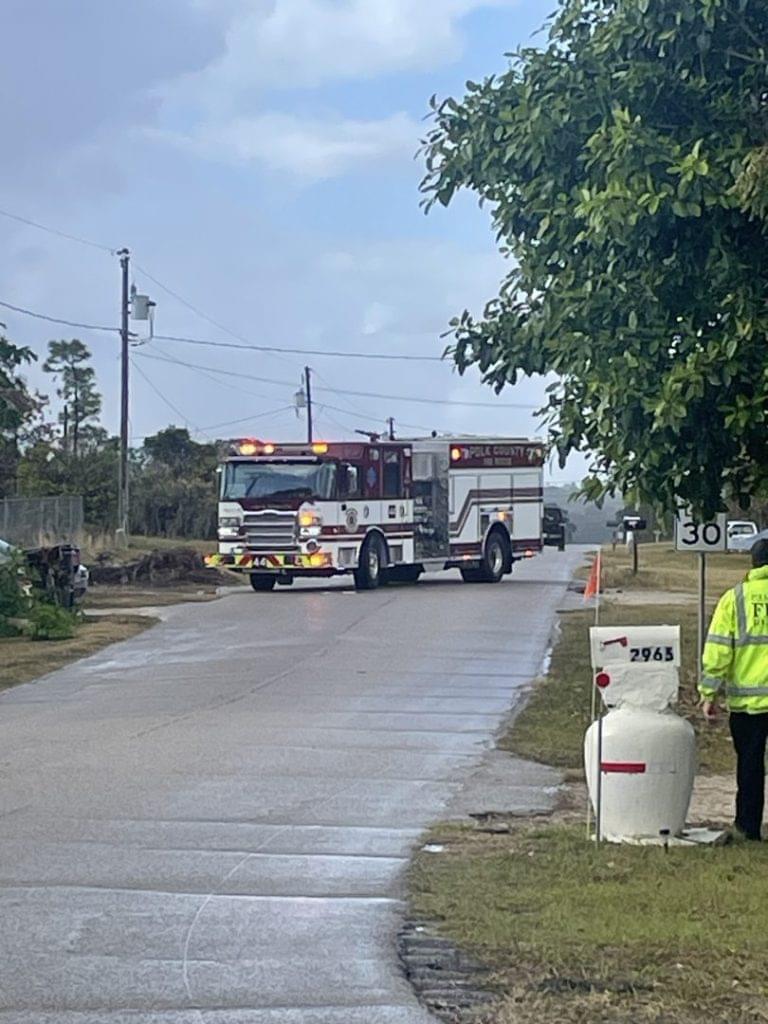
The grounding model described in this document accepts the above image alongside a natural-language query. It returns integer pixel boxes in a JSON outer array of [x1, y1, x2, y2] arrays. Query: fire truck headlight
[[298, 508, 323, 538], [218, 516, 243, 539]]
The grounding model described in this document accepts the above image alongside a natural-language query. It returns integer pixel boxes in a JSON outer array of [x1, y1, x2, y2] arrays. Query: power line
[[154, 332, 444, 363], [149, 341, 292, 405], [0, 207, 115, 253], [134, 349, 538, 410], [312, 364, 445, 432], [131, 358, 200, 434], [197, 406, 296, 433], [132, 262, 297, 370], [0, 299, 119, 334], [0, 294, 443, 363]]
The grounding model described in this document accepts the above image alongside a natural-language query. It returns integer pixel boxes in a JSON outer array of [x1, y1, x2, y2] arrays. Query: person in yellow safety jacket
[[700, 538, 768, 841]]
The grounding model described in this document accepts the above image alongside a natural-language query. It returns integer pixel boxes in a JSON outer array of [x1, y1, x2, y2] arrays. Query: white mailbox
[[585, 624, 696, 842]]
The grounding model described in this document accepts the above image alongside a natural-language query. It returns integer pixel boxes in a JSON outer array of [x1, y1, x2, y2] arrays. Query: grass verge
[[410, 821, 768, 1024], [0, 613, 155, 692], [501, 602, 734, 774], [597, 541, 748, 594]]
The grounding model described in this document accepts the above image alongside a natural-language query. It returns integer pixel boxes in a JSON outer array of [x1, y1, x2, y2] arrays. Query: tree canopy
[[422, 0, 768, 516], [0, 337, 40, 496], [43, 339, 101, 458]]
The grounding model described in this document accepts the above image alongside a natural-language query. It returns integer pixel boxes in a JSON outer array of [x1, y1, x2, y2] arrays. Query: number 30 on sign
[[675, 510, 728, 552]]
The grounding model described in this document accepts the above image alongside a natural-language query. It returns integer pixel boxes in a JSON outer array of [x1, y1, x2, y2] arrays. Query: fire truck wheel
[[249, 573, 277, 592], [476, 530, 508, 584], [354, 534, 386, 590]]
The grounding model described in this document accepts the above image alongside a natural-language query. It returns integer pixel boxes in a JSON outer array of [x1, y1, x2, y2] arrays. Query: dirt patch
[[689, 772, 737, 825], [87, 585, 224, 610], [605, 588, 694, 606]]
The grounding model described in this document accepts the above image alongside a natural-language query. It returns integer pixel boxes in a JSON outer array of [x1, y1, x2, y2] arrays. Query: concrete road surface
[[0, 548, 585, 1023]]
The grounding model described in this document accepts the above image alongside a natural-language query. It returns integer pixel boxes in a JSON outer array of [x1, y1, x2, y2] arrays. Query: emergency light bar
[[230, 439, 331, 457]]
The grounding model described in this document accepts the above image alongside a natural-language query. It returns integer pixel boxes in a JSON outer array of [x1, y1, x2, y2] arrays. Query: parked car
[[732, 526, 768, 554], [727, 520, 759, 553], [543, 504, 568, 551]]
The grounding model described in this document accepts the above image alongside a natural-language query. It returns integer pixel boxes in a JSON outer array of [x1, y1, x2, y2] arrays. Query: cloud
[[149, 110, 420, 179], [165, 0, 517, 111], [149, 1, 517, 181]]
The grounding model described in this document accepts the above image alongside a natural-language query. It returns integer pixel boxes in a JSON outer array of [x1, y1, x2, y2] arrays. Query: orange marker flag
[[584, 549, 602, 602]]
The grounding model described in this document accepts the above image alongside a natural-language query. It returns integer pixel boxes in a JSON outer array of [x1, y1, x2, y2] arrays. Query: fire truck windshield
[[222, 461, 336, 501]]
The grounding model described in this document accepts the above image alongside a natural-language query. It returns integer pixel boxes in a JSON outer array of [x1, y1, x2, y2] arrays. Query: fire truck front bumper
[[205, 552, 335, 572]]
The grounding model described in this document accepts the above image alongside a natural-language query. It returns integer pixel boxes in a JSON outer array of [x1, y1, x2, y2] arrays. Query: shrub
[[27, 603, 76, 641]]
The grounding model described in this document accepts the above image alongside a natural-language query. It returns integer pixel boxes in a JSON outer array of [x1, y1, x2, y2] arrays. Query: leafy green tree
[[130, 427, 217, 538], [144, 426, 205, 474], [17, 427, 119, 530], [0, 336, 41, 496], [43, 340, 101, 458], [422, 0, 768, 517]]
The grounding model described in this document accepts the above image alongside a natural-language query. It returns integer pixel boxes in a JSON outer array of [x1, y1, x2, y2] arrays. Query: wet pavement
[[0, 548, 585, 1022]]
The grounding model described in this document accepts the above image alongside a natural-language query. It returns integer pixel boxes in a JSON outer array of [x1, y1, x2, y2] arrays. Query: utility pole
[[117, 248, 130, 538], [387, 417, 395, 441], [304, 365, 313, 443]]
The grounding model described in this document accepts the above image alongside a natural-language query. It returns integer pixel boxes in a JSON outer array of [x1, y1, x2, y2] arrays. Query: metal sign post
[[675, 509, 727, 680], [697, 553, 706, 670]]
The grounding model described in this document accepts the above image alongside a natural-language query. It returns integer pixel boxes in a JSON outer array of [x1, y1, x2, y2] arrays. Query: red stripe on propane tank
[[600, 762, 647, 774]]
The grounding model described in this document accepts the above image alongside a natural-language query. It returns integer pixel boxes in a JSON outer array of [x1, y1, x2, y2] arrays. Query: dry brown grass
[[79, 532, 213, 565], [599, 541, 749, 596], [0, 614, 155, 692]]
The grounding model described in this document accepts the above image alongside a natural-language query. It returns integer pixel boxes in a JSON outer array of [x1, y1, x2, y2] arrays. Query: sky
[[0, 0, 585, 483]]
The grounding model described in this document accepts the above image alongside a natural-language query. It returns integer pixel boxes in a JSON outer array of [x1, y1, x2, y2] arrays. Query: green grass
[[502, 602, 734, 775], [411, 823, 768, 1023]]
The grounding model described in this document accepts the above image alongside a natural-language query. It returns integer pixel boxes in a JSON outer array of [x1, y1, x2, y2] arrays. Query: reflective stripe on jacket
[[700, 565, 768, 713]]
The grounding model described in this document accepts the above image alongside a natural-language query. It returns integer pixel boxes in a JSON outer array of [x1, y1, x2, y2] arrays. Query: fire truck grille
[[243, 512, 298, 551]]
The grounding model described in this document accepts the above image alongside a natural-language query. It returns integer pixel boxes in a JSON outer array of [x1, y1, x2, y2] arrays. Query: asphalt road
[[0, 548, 585, 1023]]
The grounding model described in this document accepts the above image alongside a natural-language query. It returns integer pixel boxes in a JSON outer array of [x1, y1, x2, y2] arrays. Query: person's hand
[[702, 700, 719, 723]]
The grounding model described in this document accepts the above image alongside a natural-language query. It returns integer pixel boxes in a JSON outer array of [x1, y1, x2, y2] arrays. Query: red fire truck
[[204, 436, 547, 590]]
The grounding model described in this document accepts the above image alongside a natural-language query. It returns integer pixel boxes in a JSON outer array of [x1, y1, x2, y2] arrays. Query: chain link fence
[[0, 496, 84, 546]]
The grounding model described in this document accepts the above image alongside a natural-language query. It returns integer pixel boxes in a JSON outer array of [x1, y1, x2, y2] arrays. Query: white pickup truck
[[727, 520, 759, 553]]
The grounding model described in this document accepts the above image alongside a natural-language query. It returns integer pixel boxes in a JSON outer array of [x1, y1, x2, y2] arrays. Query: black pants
[[729, 712, 768, 840]]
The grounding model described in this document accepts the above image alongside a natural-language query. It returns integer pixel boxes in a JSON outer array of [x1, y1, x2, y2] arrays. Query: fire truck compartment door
[[413, 451, 450, 560]]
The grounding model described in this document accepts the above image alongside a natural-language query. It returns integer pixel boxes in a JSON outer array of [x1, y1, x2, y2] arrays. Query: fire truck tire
[[250, 573, 277, 592], [354, 534, 386, 590], [479, 532, 507, 581]]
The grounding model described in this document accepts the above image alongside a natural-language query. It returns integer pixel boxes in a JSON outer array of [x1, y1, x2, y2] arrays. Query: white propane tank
[[586, 626, 695, 843], [584, 706, 696, 841]]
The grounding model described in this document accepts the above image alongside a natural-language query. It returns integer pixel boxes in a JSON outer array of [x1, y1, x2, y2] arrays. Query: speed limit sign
[[675, 510, 728, 552]]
